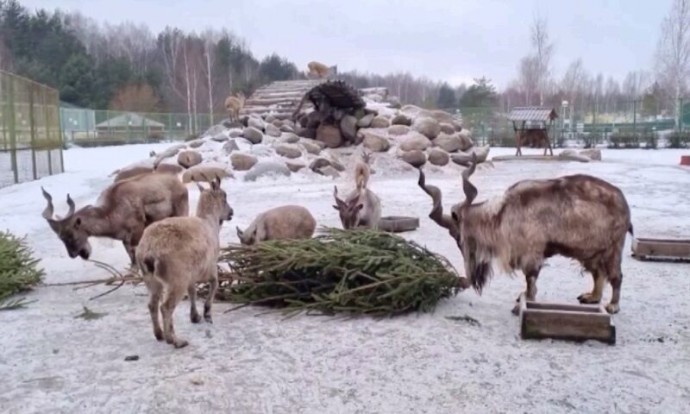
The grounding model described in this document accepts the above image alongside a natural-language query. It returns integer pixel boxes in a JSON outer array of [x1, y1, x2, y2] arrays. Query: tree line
[[1, 0, 687, 125]]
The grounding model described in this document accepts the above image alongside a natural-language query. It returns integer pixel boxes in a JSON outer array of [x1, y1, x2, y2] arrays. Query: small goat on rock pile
[[135, 176, 233, 348]]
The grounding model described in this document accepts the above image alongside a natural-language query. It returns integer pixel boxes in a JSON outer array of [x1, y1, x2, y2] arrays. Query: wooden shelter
[[507, 106, 558, 156]]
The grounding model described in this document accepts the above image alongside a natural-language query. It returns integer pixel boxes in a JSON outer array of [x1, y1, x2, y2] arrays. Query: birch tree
[[655, 0, 690, 126], [530, 15, 554, 106]]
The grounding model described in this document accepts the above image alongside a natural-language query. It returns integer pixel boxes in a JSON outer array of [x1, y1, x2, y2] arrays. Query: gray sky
[[21, 0, 672, 89]]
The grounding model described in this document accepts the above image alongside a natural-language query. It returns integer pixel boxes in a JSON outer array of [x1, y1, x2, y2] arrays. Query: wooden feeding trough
[[518, 293, 616, 345], [378, 216, 419, 233], [631, 237, 690, 262]]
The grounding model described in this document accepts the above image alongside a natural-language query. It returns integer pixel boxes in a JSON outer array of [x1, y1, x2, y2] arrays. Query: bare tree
[[530, 14, 555, 106], [518, 55, 539, 105], [561, 58, 590, 115], [655, 0, 690, 126]]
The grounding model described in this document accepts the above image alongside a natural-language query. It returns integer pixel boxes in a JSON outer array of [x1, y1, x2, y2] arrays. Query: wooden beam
[[631, 237, 690, 262]]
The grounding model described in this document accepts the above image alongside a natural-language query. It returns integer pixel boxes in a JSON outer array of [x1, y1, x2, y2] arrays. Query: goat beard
[[462, 237, 493, 295]]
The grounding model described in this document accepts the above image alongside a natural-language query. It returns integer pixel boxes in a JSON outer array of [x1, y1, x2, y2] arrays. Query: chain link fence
[[1, 70, 64, 188], [458, 100, 690, 150], [60, 109, 227, 147]]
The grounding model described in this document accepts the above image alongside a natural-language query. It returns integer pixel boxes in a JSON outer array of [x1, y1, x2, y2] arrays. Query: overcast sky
[[20, 0, 672, 89]]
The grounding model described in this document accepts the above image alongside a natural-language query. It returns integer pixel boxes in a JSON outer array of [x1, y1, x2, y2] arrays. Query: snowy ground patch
[[0, 143, 689, 413]]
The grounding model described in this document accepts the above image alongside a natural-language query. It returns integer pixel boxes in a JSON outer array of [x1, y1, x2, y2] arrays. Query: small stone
[[286, 162, 306, 172], [301, 140, 322, 155], [357, 113, 375, 128], [361, 130, 390, 152], [244, 161, 291, 181], [228, 129, 243, 138], [400, 132, 432, 151], [242, 127, 264, 144], [428, 148, 450, 166], [265, 123, 282, 138], [340, 115, 358, 143], [316, 123, 343, 148], [280, 133, 300, 144], [275, 144, 302, 159], [391, 114, 412, 126], [177, 150, 203, 168], [388, 125, 410, 136], [401, 150, 427, 167], [230, 153, 258, 171], [124, 355, 139, 361], [222, 140, 239, 154], [370, 116, 390, 128]]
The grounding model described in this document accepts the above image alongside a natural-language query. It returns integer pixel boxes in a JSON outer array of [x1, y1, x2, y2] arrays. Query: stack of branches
[[216, 227, 463, 318]]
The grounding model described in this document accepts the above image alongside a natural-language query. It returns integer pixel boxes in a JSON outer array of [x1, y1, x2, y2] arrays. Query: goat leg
[[188, 284, 201, 323], [605, 272, 623, 314], [144, 277, 164, 341], [511, 267, 540, 315], [204, 269, 218, 324], [577, 269, 605, 304], [161, 283, 188, 348]]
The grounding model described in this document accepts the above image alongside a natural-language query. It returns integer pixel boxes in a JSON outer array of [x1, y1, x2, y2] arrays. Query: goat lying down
[[333, 152, 381, 230], [417, 154, 633, 315], [135, 177, 233, 348], [236, 205, 317, 245], [41, 172, 189, 265]]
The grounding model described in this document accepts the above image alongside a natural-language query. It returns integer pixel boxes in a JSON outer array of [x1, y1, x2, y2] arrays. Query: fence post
[[29, 82, 37, 180], [43, 86, 53, 175], [7, 75, 18, 184], [56, 91, 64, 173]]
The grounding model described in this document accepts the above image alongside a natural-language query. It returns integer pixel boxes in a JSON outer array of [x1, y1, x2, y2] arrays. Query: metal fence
[[458, 101, 690, 150], [60, 109, 227, 147], [1, 70, 64, 188]]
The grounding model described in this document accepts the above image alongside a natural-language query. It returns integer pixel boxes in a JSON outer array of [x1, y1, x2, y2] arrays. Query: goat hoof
[[191, 313, 201, 324], [174, 339, 189, 349], [154, 330, 164, 341], [204, 314, 213, 324], [605, 303, 620, 314], [577, 293, 601, 304]]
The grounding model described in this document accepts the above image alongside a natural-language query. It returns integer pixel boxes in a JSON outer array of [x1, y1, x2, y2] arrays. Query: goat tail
[[142, 256, 157, 275], [354, 162, 370, 192]]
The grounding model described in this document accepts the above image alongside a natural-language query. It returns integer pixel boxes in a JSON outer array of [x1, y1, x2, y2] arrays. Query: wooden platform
[[239, 80, 325, 120], [631, 237, 690, 262], [519, 293, 616, 345]]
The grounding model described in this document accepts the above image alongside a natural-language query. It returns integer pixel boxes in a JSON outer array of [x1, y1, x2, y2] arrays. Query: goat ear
[[332, 204, 340, 210], [74, 217, 82, 229], [236, 226, 243, 239], [196, 182, 205, 192], [355, 203, 364, 212]]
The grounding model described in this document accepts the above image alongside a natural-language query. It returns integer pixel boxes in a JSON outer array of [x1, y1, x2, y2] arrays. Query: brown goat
[[135, 177, 233, 348], [333, 152, 381, 230], [417, 154, 633, 315], [236, 205, 316, 245], [307, 61, 337, 79], [111, 163, 184, 183], [224, 92, 246, 122], [42, 173, 189, 265]]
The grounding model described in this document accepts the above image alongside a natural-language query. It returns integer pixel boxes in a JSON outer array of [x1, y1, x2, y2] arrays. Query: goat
[[307, 61, 337, 79], [236, 205, 317, 245], [135, 176, 233, 348], [41, 172, 189, 265], [333, 152, 381, 230], [417, 154, 633, 315], [111, 163, 184, 183], [224, 92, 246, 122]]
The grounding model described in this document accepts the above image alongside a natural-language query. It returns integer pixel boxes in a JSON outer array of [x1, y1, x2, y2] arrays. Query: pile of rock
[[111, 80, 492, 184]]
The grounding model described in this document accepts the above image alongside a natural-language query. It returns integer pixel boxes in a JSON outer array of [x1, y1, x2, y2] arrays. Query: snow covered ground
[[1, 143, 689, 413]]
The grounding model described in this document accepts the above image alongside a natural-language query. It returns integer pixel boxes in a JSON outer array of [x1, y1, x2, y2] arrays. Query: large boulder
[[427, 148, 450, 166], [400, 132, 432, 151], [391, 114, 412, 126], [451, 145, 491, 166], [361, 130, 391, 152], [275, 144, 302, 159], [370, 116, 390, 129], [340, 115, 358, 143], [244, 161, 291, 182], [247, 116, 265, 131], [242, 127, 264, 144], [177, 150, 202, 168], [457, 130, 474, 151], [412, 117, 441, 140], [579, 148, 602, 161], [439, 123, 455, 135], [300, 140, 322, 155], [357, 113, 375, 128], [401, 150, 426, 168], [265, 123, 282, 138], [228, 129, 243, 138], [222, 139, 239, 154], [434, 133, 464, 153], [388, 125, 410, 136], [230, 153, 258, 171], [280, 132, 300, 144], [316, 124, 343, 148]]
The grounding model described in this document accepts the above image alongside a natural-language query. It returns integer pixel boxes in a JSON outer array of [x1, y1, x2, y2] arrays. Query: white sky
[[19, 0, 672, 89]]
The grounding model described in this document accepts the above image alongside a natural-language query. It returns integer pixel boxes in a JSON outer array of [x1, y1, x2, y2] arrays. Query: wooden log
[[631, 237, 690, 262], [492, 154, 590, 163], [519, 293, 616, 345]]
